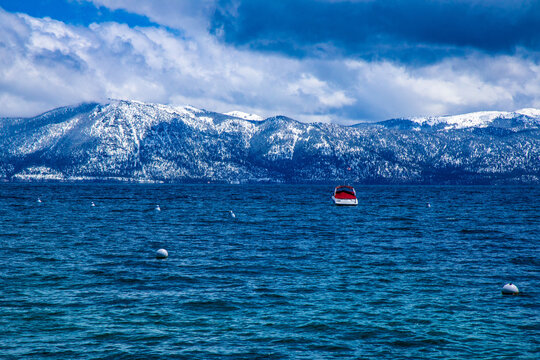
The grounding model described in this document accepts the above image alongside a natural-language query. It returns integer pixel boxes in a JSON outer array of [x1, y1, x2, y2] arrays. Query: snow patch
[[516, 108, 540, 117], [13, 166, 65, 181], [225, 111, 263, 121]]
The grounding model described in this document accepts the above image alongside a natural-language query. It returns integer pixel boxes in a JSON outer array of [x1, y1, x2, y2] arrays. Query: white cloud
[[89, 0, 216, 36], [0, 6, 539, 123], [345, 56, 540, 120], [287, 73, 355, 108]]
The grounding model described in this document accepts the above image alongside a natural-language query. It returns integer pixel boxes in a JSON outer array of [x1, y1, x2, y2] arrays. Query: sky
[[0, 0, 539, 124]]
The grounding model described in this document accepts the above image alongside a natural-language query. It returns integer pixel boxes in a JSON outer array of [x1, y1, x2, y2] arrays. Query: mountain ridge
[[1, 100, 539, 184]]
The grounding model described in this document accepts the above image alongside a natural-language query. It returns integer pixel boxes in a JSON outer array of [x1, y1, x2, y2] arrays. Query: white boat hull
[[332, 196, 358, 206]]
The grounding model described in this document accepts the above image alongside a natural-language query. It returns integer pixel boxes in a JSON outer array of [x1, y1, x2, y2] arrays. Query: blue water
[[0, 184, 538, 359]]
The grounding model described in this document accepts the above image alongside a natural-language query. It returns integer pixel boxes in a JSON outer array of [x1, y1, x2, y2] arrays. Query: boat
[[332, 185, 358, 206]]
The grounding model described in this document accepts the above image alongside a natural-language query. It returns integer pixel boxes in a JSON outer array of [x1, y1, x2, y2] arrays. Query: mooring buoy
[[156, 249, 168, 259], [502, 283, 519, 295]]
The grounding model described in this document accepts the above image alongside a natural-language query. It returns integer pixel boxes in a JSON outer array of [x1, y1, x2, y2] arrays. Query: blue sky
[[0, 0, 539, 123]]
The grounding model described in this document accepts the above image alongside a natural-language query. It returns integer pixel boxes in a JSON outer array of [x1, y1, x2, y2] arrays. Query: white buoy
[[155, 205, 161, 211], [229, 210, 236, 218], [37, 198, 42, 203], [91, 202, 95, 207], [156, 249, 168, 259], [427, 202, 431, 208], [502, 283, 519, 295]]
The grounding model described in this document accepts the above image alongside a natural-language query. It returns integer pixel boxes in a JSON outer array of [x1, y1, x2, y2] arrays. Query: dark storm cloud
[[211, 0, 540, 63]]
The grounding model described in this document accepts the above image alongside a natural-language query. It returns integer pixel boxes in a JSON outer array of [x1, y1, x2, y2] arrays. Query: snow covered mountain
[[372, 108, 540, 132], [1, 100, 539, 184], [410, 109, 540, 130]]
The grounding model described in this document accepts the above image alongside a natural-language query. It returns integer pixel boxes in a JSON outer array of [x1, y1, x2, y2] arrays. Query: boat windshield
[[335, 186, 355, 195]]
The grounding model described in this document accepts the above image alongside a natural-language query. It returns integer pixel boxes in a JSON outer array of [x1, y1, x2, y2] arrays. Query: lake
[[0, 183, 538, 359]]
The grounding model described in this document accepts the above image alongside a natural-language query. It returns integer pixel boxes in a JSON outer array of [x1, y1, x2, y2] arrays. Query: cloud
[[0, 2, 539, 124], [287, 74, 355, 109], [89, 0, 216, 36], [341, 54, 540, 120], [0, 8, 300, 117], [211, 0, 540, 63]]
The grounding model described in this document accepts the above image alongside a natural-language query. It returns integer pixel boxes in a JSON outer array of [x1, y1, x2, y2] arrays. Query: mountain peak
[[106, 99, 205, 116], [225, 111, 263, 121], [408, 108, 540, 130]]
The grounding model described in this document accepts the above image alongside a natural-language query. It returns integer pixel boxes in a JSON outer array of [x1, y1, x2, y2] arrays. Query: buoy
[[37, 198, 42, 203], [427, 202, 431, 208], [229, 210, 236, 218], [502, 283, 519, 295], [155, 205, 161, 211], [156, 249, 168, 259], [91, 202, 95, 207]]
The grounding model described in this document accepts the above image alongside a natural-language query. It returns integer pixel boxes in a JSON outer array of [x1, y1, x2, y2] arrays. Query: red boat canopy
[[334, 186, 357, 199]]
